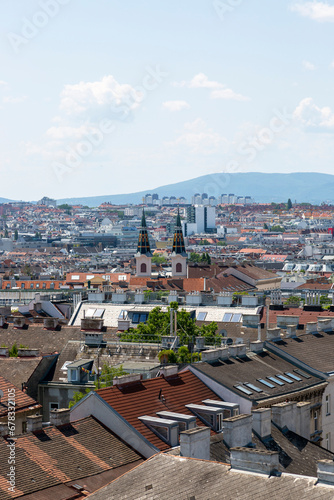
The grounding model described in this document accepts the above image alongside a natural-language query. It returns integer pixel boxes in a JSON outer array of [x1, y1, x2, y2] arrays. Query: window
[[176, 263, 182, 273], [42, 283, 46, 289], [245, 383, 263, 393], [258, 378, 275, 389], [267, 376, 284, 386], [223, 313, 233, 322], [139, 313, 148, 323], [50, 282, 55, 289], [22, 421, 27, 433], [49, 402, 59, 412], [314, 410, 318, 432], [294, 369, 311, 379], [235, 385, 253, 395], [285, 372, 301, 381], [36, 283, 40, 288], [30, 283, 34, 288], [326, 395, 331, 415], [132, 313, 139, 324], [326, 432, 331, 450], [231, 313, 242, 323], [197, 312, 207, 321], [6, 284, 10, 289], [140, 263, 147, 273], [21, 283, 25, 289], [70, 369, 77, 382], [276, 374, 294, 384]]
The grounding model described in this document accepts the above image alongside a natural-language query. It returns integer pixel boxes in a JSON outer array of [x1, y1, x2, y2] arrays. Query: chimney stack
[[230, 447, 279, 475], [26, 414, 43, 432], [223, 414, 253, 448], [271, 402, 297, 433], [50, 408, 71, 426], [251, 408, 271, 439], [317, 460, 334, 485], [180, 427, 210, 460]]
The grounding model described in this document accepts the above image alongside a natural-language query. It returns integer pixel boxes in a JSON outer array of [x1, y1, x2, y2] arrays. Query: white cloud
[[59, 75, 140, 119], [166, 118, 228, 154], [0, 81, 8, 86], [172, 73, 249, 101], [162, 100, 190, 112], [290, 1, 334, 22], [293, 97, 334, 129], [302, 60, 316, 70], [46, 124, 98, 140]]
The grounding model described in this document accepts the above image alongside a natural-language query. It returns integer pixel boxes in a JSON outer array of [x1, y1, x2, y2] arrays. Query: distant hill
[[57, 171, 334, 207], [0, 197, 15, 204]]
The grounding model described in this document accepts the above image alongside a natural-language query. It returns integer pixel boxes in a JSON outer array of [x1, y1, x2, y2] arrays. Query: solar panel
[[235, 385, 253, 395], [258, 378, 275, 388], [197, 312, 207, 321], [223, 313, 232, 322], [294, 369, 311, 379], [244, 383, 263, 393], [285, 372, 302, 381], [276, 374, 294, 384], [267, 376, 284, 386]]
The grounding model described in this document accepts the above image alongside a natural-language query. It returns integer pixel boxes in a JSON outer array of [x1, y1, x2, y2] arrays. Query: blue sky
[[1, 0, 334, 200]]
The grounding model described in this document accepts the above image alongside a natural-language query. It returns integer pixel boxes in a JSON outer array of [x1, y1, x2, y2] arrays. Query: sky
[[1, 0, 334, 200]]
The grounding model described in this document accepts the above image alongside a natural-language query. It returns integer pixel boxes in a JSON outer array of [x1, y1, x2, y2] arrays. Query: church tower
[[171, 208, 187, 277], [136, 209, 152, 277]]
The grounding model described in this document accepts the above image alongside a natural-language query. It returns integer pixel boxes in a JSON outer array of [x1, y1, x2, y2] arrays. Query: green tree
[[14, 229, 18, 241], [197, 322, 219, 346], [287, 198, 293, 210], [177, 346, 191, 363], [263, 223, 269, 230], [152, 255, 167, 265], [271, 225, 285, 233], [9, 342, 18, 357], [97, 363, 128, 388], [69, 388, 91, 408], [158, 349, 177, 363]]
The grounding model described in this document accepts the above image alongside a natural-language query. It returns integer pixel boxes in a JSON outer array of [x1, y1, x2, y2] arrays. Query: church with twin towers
[[135, 209, 187, 278]]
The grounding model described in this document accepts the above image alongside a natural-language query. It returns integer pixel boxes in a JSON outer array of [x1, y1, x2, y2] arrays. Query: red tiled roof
[[96, 370, 221, 451], [0, 376, 40, 417], [262, 307, 334, 326]]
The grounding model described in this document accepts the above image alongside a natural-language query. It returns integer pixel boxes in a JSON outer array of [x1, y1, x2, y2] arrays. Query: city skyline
[[1, 1, 334, 200]]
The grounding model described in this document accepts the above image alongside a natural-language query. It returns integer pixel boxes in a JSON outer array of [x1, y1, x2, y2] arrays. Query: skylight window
[[258, 378, 275, 389], [244, 383, 263, 393], [294, 369, 311, 379], [267, 376, 284, 386], [223, 313, 232, 322], [276, 374, 294, 384], [197, 312, 207, 321], [235, 385, 253, 396], [285, 372, 302, 381], [231, 313, 242, 323]]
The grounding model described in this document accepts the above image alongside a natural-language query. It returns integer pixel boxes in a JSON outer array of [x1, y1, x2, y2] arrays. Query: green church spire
[[137, 209, 152, 255], [172, 208, 186, 255]]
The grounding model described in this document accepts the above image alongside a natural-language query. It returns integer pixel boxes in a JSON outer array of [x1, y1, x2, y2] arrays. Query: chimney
[[50, 408, 71, 426], [230, 447, 279, 475], [285, 324, 297, 338], [113, 373, 142, 388], [160, 365, 178, 378], [26, 414, 43, 432], [251, 408, 272, 439], [228, 344, 247, 358], [223, 414, 253, 448], [296, 402, 311, 440], [180, 427, 210, 460], [305, 322, 317, 334], [0, 423, 9, 436], [317, 460, 334, 485], [271, 402, 297, 433], [249, 341, 264, 353], [266, 327, 281, 341]]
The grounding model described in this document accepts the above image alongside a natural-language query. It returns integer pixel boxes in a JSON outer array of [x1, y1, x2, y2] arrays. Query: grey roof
[[87, 453, 334, 500], [192, 351, 325, 402]]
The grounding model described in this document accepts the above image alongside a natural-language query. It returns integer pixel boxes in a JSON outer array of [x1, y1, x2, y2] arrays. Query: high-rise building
[[183, 205, 216, 236]]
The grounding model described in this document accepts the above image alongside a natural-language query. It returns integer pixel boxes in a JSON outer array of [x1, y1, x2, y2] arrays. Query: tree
[[9, 342, 18, 357], [287, 198, 292, 210], [69, 388, 91, 408], [97, 363, 128, 388], [263, 223, 269, 230], [152, 255, 167, 265], [14, 229, 18, 241], [177, 346, 191, 363], [271, 225, 285, 233], [158, 349, 177, 364]]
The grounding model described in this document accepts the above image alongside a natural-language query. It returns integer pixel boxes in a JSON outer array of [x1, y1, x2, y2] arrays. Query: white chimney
[[249, 341, 264, 353], [26, 414, 43, 432], [50, 408, 71, 426], [223, 414, 253, 448], [296, 402, 311, 440], [271, 402, 297, 433], [285, 324, 297, 338], [266, 327, 281, 341], [180, 427, 210, 460], [251, 408, 271, 439], [317, 460, 334, 485], [230, 447, 279, 475], [160, 365, 178, 378]]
